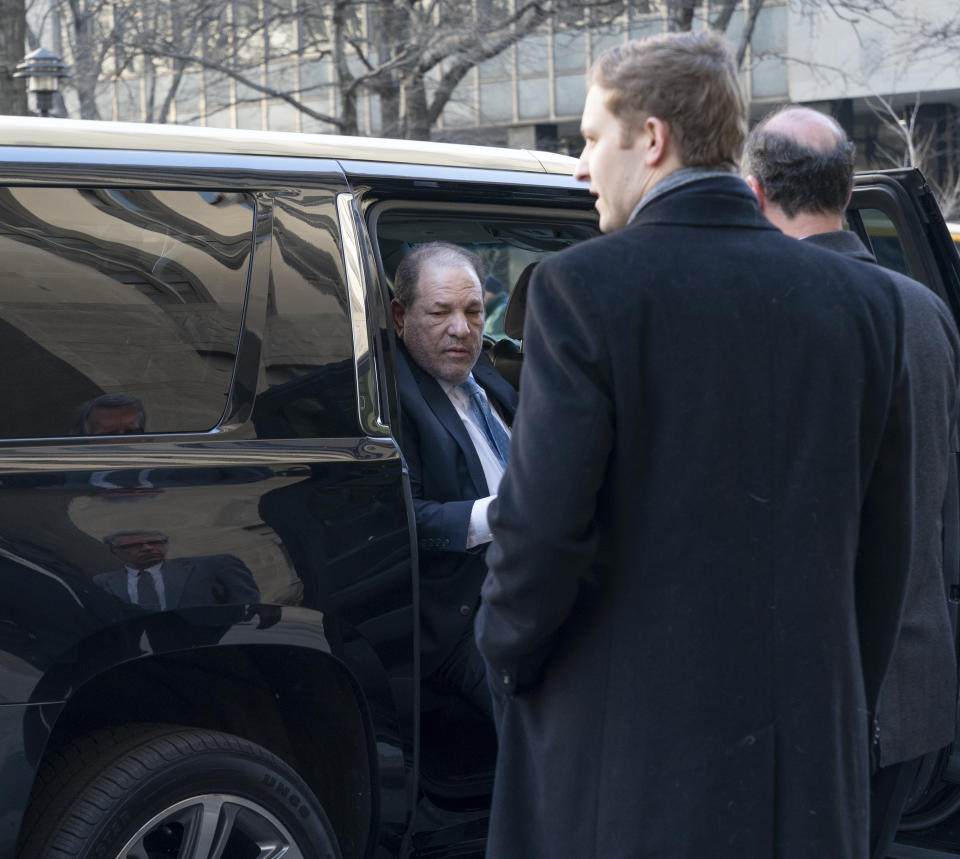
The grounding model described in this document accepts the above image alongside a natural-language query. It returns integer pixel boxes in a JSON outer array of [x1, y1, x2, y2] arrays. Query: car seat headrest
[[504, 262, 537, 341]]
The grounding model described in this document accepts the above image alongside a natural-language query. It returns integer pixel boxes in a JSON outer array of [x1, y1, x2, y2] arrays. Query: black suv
[[0, 116, 958, 859]]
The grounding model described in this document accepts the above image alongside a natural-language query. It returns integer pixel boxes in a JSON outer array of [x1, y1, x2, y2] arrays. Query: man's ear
[[391, 298, 405, 337], [745, 175, 766, 212], [643, 116, 671, 167]]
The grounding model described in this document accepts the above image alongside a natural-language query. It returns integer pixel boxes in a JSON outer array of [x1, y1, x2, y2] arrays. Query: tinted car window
[[375, 210, 596, 341], [856, 207, 912, 277], [0, 187, 253, 438], [252, 191, 359, 438]]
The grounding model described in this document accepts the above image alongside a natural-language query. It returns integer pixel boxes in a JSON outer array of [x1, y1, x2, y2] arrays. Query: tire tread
[[18, 723, 339, 859]]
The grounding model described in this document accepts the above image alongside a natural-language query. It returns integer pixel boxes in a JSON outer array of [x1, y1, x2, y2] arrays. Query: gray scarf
[[627, 167, 742, 224]]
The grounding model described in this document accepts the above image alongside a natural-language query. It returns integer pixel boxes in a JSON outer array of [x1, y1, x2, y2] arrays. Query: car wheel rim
[[117, 793, 304, 859]]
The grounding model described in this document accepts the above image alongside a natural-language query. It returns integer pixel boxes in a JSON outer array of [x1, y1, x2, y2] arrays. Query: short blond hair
[[590, 31, 747, 171]]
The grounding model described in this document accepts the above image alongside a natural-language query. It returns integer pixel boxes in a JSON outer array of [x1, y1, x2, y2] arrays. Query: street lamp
[[13, 49, 71, 118]]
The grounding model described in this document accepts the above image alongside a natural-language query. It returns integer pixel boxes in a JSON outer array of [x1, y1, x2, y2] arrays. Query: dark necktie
[[458, 377, 510, 468], [137, 570, 161, 610]]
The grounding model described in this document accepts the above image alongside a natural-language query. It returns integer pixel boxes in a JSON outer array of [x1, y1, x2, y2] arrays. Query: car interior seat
[[489, 261, 536, 390]]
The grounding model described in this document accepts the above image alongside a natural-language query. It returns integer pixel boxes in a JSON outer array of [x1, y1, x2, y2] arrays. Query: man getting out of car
[[475, 30, 937, 857], [391, 242, 517, 719], [744, 105, 960, 859]]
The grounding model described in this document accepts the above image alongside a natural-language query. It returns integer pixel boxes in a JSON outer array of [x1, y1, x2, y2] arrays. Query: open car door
[[848, 169, 960, 857]]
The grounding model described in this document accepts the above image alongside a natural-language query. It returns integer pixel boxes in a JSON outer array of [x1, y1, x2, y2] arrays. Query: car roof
[[0, 116, 577, 176]]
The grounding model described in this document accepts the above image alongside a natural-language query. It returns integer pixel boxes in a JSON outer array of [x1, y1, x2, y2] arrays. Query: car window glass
[[376, 214, 596, 341], [856, 208, 912, 278], [0, 186, 253, 439], [250, 191, 359, 439]]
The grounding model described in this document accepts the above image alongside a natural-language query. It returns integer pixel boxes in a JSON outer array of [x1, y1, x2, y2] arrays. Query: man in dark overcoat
[[475, 32, 934, 857], [744, 106, 960, 859], [392, 243, 518, 718]]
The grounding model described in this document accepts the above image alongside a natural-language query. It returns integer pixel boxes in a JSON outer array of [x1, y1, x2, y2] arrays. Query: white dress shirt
[[442, 374, 511, 548], [125, 563, 167, 609]]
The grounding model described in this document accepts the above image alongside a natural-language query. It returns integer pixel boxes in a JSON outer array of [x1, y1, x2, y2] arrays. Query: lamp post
[[13, 49, 70, 117]]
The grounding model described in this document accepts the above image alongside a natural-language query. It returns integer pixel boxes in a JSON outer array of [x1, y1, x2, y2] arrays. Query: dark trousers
[[426, 624, 493, 720], [871, 756, 923, 859]]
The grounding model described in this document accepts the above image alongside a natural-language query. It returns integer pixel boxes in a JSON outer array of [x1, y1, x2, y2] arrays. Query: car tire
[[18, 723, 342, 859]]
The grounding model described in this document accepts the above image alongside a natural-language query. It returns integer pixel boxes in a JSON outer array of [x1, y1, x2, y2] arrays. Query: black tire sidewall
[[89, 751, 337, 859], [22, 728, 341, 859]]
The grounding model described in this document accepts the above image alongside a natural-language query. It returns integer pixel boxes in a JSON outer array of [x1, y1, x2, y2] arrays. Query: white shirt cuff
[[466, 495, 496, 548]]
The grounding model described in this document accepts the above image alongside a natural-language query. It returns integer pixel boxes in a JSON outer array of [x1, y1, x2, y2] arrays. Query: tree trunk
[[404, 73, 430, 140], [332, 0, 359, 135], [69, 0, 102, 119], [736, 0, 766, 70], [710, 0, 740, 34], [377, 81, 401, 138], [339, 87, 359, 136], [667, 0, 697, 32], [0, 0, 28, 115], [157, 58, 187, 123], [371, 0, 403, 137]]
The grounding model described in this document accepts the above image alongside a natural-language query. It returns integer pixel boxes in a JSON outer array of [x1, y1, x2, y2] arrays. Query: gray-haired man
[[391, 242, 518, 719]]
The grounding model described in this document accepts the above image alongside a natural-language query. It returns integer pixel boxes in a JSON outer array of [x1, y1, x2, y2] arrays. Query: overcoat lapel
[[474, 360, 518, 424], [415, 370, 490, 498], [161, 559, 190, 610], [103, 570, 128, 601]]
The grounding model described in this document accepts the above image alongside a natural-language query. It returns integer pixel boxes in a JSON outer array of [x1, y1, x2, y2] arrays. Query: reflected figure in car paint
[[72, 393, 146, 436], [95, 530, 260, 611]]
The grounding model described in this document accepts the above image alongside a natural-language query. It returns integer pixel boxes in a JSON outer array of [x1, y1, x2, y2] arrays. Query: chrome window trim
[[0, 146, 349, 177], [337, 159, 585, 188], [337, 192, 389, 437]]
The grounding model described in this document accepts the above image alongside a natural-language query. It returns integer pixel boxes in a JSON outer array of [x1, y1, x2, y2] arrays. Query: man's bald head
[[743, 104, 856, 218], [762, 106, 847, 151]]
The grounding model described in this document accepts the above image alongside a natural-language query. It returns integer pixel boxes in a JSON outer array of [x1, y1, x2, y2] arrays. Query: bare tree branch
[[736, 0, 766, 70], [141, 46, 343, 127]]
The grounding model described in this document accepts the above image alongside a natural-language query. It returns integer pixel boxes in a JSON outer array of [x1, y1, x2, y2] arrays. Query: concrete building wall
[[788, 0, 960, 105]]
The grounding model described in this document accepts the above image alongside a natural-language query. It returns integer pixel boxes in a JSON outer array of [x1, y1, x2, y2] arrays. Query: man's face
[[110, 533, 169, 570], [86, 405, 143, 435], [394, 260, 484, 385], [575, 85, 651, 233]]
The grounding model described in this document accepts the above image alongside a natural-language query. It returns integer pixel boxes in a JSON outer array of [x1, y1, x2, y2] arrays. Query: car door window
[[0, 187, 253, 438], [850, 207, 912, 278], [372, 205, 598, 342], [847, 174, 960, 312]]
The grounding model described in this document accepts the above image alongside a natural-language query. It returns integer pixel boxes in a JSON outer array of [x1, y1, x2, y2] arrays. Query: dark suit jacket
[[475, 175, 930, 858], [806, 229, 959, 767], [395, 342, 517, 675], [95, 554, 260, 610]]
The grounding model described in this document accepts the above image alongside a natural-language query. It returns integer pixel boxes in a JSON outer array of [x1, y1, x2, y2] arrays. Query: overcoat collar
[[629, 174, 780, 233], [803, 229, 877, 264]]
